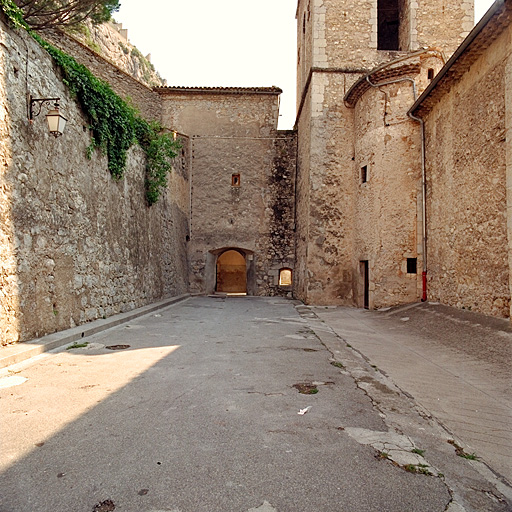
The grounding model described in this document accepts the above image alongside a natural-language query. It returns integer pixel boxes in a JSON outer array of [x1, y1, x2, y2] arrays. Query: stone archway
[[216, 250, 247, 294]]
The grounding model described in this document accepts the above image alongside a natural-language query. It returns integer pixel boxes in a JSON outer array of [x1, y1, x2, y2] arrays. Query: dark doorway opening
[[216, 250, 247, 294], [378, 0, 400, 50], [361, 260, 369, 309]]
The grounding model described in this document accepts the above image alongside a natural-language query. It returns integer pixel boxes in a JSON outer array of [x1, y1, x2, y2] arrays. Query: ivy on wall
[[0, 0, 180, 205]]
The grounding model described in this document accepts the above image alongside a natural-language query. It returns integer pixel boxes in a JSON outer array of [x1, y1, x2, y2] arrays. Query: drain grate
[[106, 345, 130, 350]]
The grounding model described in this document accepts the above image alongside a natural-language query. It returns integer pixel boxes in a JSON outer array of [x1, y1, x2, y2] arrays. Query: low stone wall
[[0, 19, 189, 344]]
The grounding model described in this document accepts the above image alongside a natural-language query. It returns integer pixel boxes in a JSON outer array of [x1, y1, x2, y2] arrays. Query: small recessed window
[[232, 174, 241, 187], [279, 268, 293, 286], [361, 165, 368, 184], [427, 68, 435, 80], [407, 258, 417, 274]]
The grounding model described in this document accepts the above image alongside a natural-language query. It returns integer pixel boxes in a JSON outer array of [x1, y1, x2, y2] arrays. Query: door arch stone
[[205, 248, 255, 296], [216, 250, 247, 293]]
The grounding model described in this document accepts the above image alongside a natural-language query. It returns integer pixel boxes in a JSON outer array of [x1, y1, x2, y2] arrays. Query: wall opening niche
[[360, 260, 370, 309], [377, 0, 410, 51], [279, 268, 293, 287], [361, 165, 368, 184], [216, 250, 247, 294], [378, 0, 399, 50], [231, 174, 241, 187]]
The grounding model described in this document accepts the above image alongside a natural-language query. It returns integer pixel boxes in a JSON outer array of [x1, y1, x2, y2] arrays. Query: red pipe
[[421, 271, 427, 302]]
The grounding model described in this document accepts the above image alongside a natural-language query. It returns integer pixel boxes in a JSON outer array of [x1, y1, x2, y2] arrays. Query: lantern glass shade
[[46, 108, 67, 136]]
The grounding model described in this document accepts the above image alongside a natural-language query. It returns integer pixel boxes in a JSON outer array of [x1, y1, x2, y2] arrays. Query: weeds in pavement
[[67, 342, 88, 350], [404, 464, 432, 475], [293, 383, 319, 394], [447, 440, 478, 460]]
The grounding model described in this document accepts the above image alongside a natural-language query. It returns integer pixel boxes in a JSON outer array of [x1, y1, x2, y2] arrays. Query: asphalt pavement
[[312, 302, 512, 486], [0, 296, 510, 512]]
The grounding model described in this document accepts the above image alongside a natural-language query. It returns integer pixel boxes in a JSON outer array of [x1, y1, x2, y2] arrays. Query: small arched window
[[279, 268, 293, 287]]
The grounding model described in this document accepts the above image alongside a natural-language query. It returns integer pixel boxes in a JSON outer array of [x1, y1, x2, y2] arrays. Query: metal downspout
[[408, 112, 428, 301], [365, 75, 428, 301]]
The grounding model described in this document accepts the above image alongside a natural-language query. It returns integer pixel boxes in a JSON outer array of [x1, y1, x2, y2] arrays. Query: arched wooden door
[[216, 250, 247, 294]]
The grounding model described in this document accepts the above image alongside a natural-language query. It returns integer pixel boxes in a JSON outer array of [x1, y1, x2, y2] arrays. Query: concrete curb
[[0, 294, 190, 370]]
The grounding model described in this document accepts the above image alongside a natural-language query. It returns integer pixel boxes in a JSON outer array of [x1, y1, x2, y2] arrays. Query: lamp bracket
[[29, 96, 61, 120]]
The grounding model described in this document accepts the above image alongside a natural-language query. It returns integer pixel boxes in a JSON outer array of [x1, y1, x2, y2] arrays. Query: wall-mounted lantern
[[29, 96, 68, 137]]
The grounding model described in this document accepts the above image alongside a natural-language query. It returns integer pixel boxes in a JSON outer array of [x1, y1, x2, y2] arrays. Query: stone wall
[[0, 19, 189, 345], [347, 54, 443, 309], [42, 28, 162, 122], [322, 0, 474, 70], [297, 0, 472, 74], [294, 91, 312, 302], [267, 131, 297, 296], [303, 71, 358, 305], [295, 0, 473, 306], [352, 76, 421, 308], [296, 0, 315, 104], [421, 26, 511, 318], [158, 88, 296, 297]]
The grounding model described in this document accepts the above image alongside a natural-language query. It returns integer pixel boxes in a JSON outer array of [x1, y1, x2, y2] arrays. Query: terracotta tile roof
[[344, 57, 423, 107], [154, 86, 282, 95]]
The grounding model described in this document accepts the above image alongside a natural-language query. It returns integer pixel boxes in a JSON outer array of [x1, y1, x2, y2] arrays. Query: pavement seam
[[294, 303, 512, 511]]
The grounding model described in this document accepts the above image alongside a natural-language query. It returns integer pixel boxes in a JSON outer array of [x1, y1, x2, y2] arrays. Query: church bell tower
[[294, 0, 474, 306]]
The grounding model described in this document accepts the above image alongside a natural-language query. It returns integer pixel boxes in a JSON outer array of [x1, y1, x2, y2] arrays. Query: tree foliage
[[13, 0, 120, 30]]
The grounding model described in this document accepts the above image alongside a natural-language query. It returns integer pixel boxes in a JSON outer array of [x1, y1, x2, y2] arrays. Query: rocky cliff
[[63, 20, 165, 88]]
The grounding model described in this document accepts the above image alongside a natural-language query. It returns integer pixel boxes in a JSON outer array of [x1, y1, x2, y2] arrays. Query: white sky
[[114, 0, 496, 130]]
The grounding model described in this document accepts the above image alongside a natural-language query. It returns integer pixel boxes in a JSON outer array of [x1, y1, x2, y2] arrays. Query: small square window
[[361, 165, 368, 184], [427, 68, 435, 80], [407, 258, 417, 274], [232, 174, 241, 187]]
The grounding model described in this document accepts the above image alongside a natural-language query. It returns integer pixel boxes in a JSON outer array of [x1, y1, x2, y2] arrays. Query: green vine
[[0, 0, 179, 205], [135, 119, 180, 205]]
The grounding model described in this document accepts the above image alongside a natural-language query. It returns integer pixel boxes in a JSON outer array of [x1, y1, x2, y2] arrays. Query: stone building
[[3, 0, 512, 346], [410, 0, 512, 318], [294, 0, 474, 307], [156, 86, 297, 297]]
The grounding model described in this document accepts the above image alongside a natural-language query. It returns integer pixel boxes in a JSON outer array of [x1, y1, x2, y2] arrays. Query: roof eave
[[409, 0, 507, 117], [154, 86, 283, 96]]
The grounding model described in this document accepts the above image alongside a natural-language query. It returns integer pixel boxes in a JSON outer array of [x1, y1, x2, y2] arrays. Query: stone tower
[[294, 0, 474, 306]]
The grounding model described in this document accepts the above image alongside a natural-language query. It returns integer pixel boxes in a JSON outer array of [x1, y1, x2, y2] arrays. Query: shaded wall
[[158, 88, 296, 297], [422, 26, 511, 318], [0, 19, 189, 344]]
